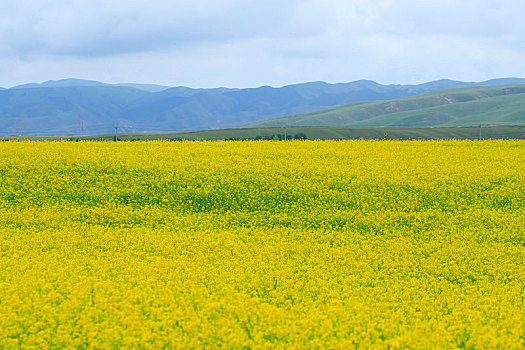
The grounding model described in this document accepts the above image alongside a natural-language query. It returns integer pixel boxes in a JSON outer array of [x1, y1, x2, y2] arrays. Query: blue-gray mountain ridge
[[1, 78, 524, 135]]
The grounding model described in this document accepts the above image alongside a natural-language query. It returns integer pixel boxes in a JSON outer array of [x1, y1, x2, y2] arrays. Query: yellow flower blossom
[[0, 140, 523, 348]]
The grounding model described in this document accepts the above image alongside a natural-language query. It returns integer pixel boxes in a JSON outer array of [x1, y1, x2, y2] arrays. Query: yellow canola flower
[[0, 140, 523, 349]]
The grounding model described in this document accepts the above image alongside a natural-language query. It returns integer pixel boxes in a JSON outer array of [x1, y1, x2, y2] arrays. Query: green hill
[[246, 85, 525, 128]]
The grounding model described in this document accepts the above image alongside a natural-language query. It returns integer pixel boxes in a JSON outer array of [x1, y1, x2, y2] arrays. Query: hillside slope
[[1, 78, 525, 135], [247, 85, 525, 128]]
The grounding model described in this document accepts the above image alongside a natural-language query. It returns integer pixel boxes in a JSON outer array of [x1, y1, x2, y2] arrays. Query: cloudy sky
[[0, 0, 523, 88]]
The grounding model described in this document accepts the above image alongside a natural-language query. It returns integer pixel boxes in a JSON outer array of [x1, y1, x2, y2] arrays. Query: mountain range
[[247, 85, 525, 128], [10, 78, 170, 92], [1, 78, 524, 135]]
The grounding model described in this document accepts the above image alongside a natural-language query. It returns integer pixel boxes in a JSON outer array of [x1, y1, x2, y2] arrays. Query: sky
[[0, 0, 524, 88]]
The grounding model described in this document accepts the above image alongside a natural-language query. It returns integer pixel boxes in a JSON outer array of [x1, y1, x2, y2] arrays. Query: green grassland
[[246, 85, 525, 128], [4, 125, 525, 141]]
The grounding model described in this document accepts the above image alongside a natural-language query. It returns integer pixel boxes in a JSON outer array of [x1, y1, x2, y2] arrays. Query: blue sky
[[0, 0, 523, 88]]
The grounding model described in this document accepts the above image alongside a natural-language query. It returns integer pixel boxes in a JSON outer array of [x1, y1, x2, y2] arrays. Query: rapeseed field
[[0, 140, 523, 348]]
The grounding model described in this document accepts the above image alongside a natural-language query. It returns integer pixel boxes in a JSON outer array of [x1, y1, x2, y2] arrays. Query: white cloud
[[0, 0, 523, 87]]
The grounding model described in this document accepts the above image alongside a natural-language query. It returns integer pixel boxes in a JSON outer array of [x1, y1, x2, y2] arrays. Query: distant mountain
[[11, 79, 170, 92], [0, 86, 148, 135], [112, 83, 170, 92], [1, 78, 524, 135], [477, 78, 525, 86], [246, 85, 525, 128], [119, 79, 525, 132], [12, 79, 108, 89], [118, 81, 418, 132]]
